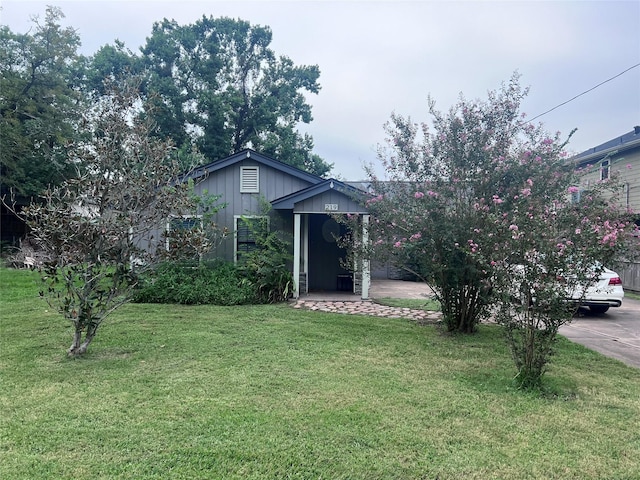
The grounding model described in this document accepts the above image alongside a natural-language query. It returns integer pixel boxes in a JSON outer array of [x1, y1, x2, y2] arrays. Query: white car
[[569, 266, 624, 314]]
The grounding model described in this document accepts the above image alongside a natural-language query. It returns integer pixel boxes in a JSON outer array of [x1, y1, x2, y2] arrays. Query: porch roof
[[270, 178, 370, 210]]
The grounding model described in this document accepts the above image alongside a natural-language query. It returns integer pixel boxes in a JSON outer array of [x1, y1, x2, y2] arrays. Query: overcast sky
[[2, 0, 639, 179]]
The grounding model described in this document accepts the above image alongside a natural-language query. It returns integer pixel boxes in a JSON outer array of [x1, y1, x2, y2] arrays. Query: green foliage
[[3, 266, 640, 479], [132, 261, 256, 305], [236, 213, 294, 303], [0, 7, 85, 198], [6, 81, 223, 356], [484, 154, 636, 389], [362, 73, 638, 388], [134, 209, 294, 306], [362, 77, 532, 333], [39, 261, 135, 356], [86, 15, 331, 175]]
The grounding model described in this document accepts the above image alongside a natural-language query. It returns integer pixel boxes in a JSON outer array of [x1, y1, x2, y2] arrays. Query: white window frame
[[234, 215, 269, 263], [240, 166, 260, 193], [601, 159, 610, 181], [165, 215, 203, 252]]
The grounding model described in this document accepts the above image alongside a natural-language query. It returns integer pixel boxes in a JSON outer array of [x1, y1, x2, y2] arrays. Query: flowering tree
[[360, 74, 637, 386], [363, 75, 532, 333], [485, 154, 635, 388]]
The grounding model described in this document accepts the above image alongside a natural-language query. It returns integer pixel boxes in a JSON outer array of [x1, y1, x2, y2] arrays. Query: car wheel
[[589, 305, 610, 314]]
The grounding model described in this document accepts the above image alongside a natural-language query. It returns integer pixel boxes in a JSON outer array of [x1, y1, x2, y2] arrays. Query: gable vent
[[240, 166, 259, 193]]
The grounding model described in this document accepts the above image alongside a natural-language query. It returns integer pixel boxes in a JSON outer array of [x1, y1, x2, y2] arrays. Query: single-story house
[[179, 149, 373, 299]]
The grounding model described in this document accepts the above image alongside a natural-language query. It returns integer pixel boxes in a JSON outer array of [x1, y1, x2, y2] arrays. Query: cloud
[[2, 0, 639, 179]]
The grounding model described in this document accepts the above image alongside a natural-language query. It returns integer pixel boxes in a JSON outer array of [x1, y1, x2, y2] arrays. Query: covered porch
[[271, 179, 371, 300]]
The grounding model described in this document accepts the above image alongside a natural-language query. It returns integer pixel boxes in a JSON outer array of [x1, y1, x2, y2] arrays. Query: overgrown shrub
[[236, 215, 294, 303], [132, 261, 256, 305]]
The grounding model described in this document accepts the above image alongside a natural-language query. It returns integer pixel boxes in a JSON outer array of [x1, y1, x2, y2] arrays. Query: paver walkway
[[291, 299, 442, 323], [291, 279, 442, 322]]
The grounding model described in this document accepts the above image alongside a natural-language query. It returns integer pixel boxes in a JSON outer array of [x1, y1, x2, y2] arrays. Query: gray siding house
[[183, 149, 372, 299]]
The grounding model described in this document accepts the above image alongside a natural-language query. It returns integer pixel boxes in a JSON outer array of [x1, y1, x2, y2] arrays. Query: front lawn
[[1, 268, 639, 479]]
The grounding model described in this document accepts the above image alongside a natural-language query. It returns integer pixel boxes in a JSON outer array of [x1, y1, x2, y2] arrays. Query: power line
[[526, 63, 640, 123]]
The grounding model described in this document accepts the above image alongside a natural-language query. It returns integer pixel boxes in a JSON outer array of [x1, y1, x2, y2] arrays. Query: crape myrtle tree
[[356, 74, 637, 377], [360, 76, 531, 333], [87, 16, 332, 176], [484, 149, 636, 388], [5, 80, 223, 357]]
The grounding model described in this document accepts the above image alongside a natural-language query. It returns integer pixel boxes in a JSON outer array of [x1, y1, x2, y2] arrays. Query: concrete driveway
[[559, 296, 640, 369], [370, 280, 640, 369]]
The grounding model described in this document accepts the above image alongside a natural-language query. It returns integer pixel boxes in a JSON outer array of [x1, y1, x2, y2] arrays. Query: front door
[[307, 214, 351, 292]]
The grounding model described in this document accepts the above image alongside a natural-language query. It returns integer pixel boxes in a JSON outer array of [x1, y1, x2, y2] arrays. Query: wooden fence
[[620, 261, 640, 293]]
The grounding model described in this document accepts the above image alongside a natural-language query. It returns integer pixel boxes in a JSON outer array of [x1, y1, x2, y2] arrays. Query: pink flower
[[568, 186, 579, 194], [509, 224, 518, 231], [575, 228, 581, 235], [409, 233, 422, 241], [492, 195, 503, 204], [393, 241, 402, 248], [521, 188, 531, 197], [366, 194, 383, 205], [526, 178, 533, 186], [414, 191, 424, 199]]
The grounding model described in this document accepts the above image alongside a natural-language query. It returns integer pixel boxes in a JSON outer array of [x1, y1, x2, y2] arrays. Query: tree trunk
[[68, 329, 82, 356], [67, 327, 97, 357]]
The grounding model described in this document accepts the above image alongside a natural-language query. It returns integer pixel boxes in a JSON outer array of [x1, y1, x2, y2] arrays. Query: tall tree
[[0, 6, 85, 198], [5, 80, 222, 357], [87, 16, 331, 175]]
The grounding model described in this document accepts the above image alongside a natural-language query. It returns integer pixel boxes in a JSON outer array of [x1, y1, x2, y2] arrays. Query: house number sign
[[324, 203, 339, 211]]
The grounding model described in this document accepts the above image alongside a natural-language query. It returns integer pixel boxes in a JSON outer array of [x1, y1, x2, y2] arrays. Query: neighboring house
[[572, 126, 640, 214], [181, 149, 372, 299], [572, 126, 640, 292]]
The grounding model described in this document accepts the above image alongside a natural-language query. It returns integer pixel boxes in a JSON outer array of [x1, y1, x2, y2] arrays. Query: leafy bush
[[237, 220, 293, 304], [132, 261, 257, 306], [357, 73, 637, 389]]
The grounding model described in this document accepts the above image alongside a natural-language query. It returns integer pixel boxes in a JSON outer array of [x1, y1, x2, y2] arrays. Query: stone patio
[[291, 279, 442, 323]]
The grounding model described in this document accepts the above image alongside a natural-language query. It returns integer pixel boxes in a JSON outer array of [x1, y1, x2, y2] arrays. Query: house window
[[240, 166, 259, 193], [235, 216, 268, 262], [570, 188, 582, 204], [166, 215, 203, 258], [601, 160, 610, 180]]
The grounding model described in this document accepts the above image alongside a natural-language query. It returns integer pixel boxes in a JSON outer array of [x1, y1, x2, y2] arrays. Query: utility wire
[[526, 63, 640, 123]]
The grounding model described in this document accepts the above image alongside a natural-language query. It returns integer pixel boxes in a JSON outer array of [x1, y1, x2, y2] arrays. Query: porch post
[[361, 214, 370, 299], [302, 214, 309, 294], [293, 213, 301, 298]]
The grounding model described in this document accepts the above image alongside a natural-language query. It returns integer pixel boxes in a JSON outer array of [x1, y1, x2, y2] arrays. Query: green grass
[[1, 267, 639, 479], [625, 289, 640, 301], [373, 297, 441, 311]]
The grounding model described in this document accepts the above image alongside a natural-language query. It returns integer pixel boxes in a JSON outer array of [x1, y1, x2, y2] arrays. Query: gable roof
[[271, 178, 369, 210], [183, 149, 325, 185], [573, 126, 640, 166]]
